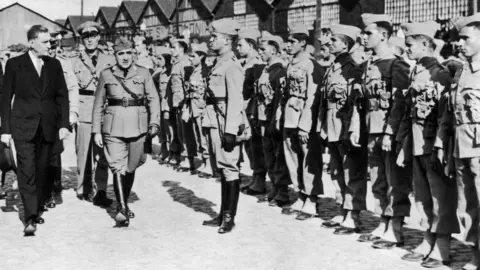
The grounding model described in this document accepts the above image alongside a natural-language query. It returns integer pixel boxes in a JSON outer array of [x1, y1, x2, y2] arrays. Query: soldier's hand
[[298, 130, 309, 144], [94, 133, 104, 148], [0, 134, 12, 147], [163, 112, 170, 120], [69, 112, 79, 127], [222, 133, 236, 152], [350, 132, 360, 147], [59, 128, 70, 140], [381, 135, 392, 152], [148, 125, 159, 137]]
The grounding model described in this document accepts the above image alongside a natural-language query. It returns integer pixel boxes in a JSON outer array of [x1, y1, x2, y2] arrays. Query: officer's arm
[[54, 60, 70, 129], [384, 59, 410, 136], [0, 59, 15, 135], [144, 72, 161, 127], [63, 60, 80, 117], [92, 71, 107, 134], [225, 64, 245, 135], [298, 62, 318, 133]]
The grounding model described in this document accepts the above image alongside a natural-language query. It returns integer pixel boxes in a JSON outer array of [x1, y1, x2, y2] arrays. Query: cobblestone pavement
[[0, 135, 471, 270]]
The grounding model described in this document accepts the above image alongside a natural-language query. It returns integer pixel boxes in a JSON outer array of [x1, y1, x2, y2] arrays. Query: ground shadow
[[162, 180, 218, 219]]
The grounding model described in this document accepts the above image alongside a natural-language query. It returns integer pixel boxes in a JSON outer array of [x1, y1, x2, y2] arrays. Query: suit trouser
[[245, 120, 267, 188], [75, 122, 109, 195], [413, 155, 459, 234], [283, 128, 323, 198], [261, 125, 290, 201], [103, 134, 147, 174], [456, 157, 480, 246], [367, 134, 411, 217], [329, 141, 368, 211], [182, 115, 208, 159], [15, 125, 53, 222], [44, 152, 62, 202], [206, 127, 240, 181]]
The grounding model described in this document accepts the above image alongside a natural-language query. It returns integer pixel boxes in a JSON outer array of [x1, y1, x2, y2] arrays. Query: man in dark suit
[[0, 25, 70, 236]]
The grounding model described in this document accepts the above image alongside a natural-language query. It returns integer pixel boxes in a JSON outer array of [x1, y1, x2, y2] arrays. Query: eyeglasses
[[81, 31, 99, 40]]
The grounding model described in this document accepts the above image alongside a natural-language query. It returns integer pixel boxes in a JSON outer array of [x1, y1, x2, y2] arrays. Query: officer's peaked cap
[[77, 21, 103, 34]]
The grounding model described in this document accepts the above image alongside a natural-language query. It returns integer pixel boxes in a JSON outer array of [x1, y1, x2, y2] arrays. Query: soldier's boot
[[123, 172, 135, 219], [188, 157, 196, 175], [113, 173, 129, 226], [358, 216, 388, 242], [218, 180, 240, 234], [203, 180, 226, 227], [421, 233, 451, 267], [372, 216, 404, 250]]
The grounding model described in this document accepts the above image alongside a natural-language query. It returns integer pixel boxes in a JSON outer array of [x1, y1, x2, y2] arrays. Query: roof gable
[[154, 0, 176, 20], [0, 2, 69, 30], [113, 1, 146, 27], [95, 6, 118, 27], [198, 0, 221, 14]]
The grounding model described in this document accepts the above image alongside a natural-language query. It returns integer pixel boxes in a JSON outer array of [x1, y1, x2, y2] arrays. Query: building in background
[[0, 2, 71, 50], [64, 15, 96, 44], [95, 6, 119, 41], [112, 1, 147, 38]]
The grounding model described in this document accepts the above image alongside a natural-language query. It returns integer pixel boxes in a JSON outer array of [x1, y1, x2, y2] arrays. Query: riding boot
[[203, 179, 225, 227], [218, 179, 240, 234], [113, 172, 129, 226], [124, 172, 136, 219]]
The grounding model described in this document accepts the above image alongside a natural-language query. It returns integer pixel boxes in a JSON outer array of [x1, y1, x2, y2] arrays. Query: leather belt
[[79, 89, 95, 96], [108, 98, 145, 107]]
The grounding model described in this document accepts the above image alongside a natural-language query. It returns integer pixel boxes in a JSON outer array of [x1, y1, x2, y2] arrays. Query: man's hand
[[163, 111, 170, 120], [350, 132, 360, 147], [148, 125, 159, 137], [381, 134, 392, 152], [94, 133, 103, 148], [1, 134, 12, 147], [222, 133, 236, 152], [298, 130, 309, 144], [59, 128, 70, 140], [69, 112, 79, 127], [435, 148, 445, 165]]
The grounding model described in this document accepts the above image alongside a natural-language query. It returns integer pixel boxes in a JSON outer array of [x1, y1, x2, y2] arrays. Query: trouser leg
[[343, 145, 367, 211], [75, 122, 92, 195], [248, 124, 267, 192], [283, 128, 301, 192], [209, 127, 240, 182]]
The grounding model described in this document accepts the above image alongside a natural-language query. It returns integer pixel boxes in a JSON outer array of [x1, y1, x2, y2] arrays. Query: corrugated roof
[[123, 1, 147, 23], [97, 6, 118, 27], [65, 15, 96, 35]]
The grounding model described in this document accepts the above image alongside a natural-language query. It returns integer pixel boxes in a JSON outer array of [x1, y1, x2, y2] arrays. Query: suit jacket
[[0, 52, 69, 142]]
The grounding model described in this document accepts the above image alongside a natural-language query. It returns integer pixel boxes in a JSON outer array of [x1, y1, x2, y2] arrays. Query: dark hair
[[321, 28, 332, 36], [336, 34, 355, 51], [266, 40, 280, 53], [375, 21, 393, 38], [27, 25, 49, 41], [244, 38, 257, 50], [290, 33, 309, 48], [410, 34, 436, 51]]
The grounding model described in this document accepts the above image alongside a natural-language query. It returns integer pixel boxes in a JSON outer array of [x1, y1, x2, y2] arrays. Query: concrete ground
[[0, 135, 471, 270]]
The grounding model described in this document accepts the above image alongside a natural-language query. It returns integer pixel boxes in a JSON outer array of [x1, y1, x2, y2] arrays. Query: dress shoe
[[295, 212, 315, 221], [115, 207, 129, 226], [421, 258, 449, 268], [46, 197, 56, 208], [401, 251, 426, 262], [333, 227, 359, 235], [23, 220, 37, 236], [372, 240, 404, 250], [242, 187, 266, 196], [93, 190, 113, 208], [203, 215, 222, 227], [357, 233, 382, 242], [35, 217, 45, 224], [322, 220, 341, 229]]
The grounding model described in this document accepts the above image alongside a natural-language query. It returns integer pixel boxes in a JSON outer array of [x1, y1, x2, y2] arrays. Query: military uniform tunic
[[204, 51, 245, 181], [152, 68, 172, 156], [92, 65, 160, 174], [71, 51, 115, 194]]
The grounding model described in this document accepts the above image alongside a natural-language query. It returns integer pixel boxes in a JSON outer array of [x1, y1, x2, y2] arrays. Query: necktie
[[36, 58, 43, 76], [92, 55, 98, 67]]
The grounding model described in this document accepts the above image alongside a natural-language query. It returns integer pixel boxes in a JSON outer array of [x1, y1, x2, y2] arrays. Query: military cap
[[306, 44, 315, 56], [401, 21, 438, 38], [77, 21, 103, 35], [330, 24, 361, 41], [113, 37, 133, 52], [154, 46, 171, 56], [238, 29, 261, 41], [260, 31, 283, 48], [288, 23, 309, 35], [389, 36, 406, 49], [455, 13, 480, 30], [191, 42, 209, 54], [361, 13, 392, 27], [209, 18, 240, 36]]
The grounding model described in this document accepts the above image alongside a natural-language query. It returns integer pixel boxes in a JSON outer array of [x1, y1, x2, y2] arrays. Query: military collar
[[216, 50, 236, 64], [370, 52, 396, 63], [112, 64, 138, 79], [290, 52, 310, 65]]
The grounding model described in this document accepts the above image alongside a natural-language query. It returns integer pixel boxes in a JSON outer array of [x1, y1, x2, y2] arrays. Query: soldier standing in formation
[[201, 19, 245, 234], [92, 37, 160, 226], [71, 22, 114, 206], [134, 36, 155, 73]]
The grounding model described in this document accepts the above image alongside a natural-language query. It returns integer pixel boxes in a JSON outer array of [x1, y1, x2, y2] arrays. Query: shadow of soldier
[[162, 180, 218, 219]]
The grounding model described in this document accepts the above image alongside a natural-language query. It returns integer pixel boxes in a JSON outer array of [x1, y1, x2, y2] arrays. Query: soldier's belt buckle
[[122, 97, 128, 107]]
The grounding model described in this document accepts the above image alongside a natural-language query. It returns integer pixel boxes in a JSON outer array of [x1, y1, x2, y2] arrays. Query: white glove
[[1, 134, 12, 146], [59, 128, 70, 140]]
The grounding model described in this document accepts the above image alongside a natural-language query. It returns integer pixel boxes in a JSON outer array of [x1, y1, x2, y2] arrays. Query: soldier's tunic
[[397, 57, 458, 236], [242, 54, 267, 190], [92, 65, 160, 173], [183, 65, 208, 159], [152, 68, 171, 156], [165, 55, 191, 158], [71, 51, 115, 194], [438, 61, 480, 248], [283, 53, 323, 198], [318, 52, 367, 212], [350, 54, 411, 218], [255, 60, 290, 201], [203, 51, 244, 181], [135, 52, 155, 72]]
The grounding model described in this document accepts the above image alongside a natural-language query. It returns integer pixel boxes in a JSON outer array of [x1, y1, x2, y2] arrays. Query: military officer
[[318, 24, 367, 235], [201, 18, 245, 234], [395, 21, 459, 269], [236, 29, 267, 195], [350, 14, 411, 249], [436, 14, 480, 270], [134, 36, 155, 73], [92, 37, 160, 226], [254, 31, 291, 207], [166, 37, 191, 169], [71, 21, 115, 206], [280, 24, 323, 220]]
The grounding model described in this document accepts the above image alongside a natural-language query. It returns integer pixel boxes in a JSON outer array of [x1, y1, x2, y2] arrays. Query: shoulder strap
[[109, 69, 140, 100]]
